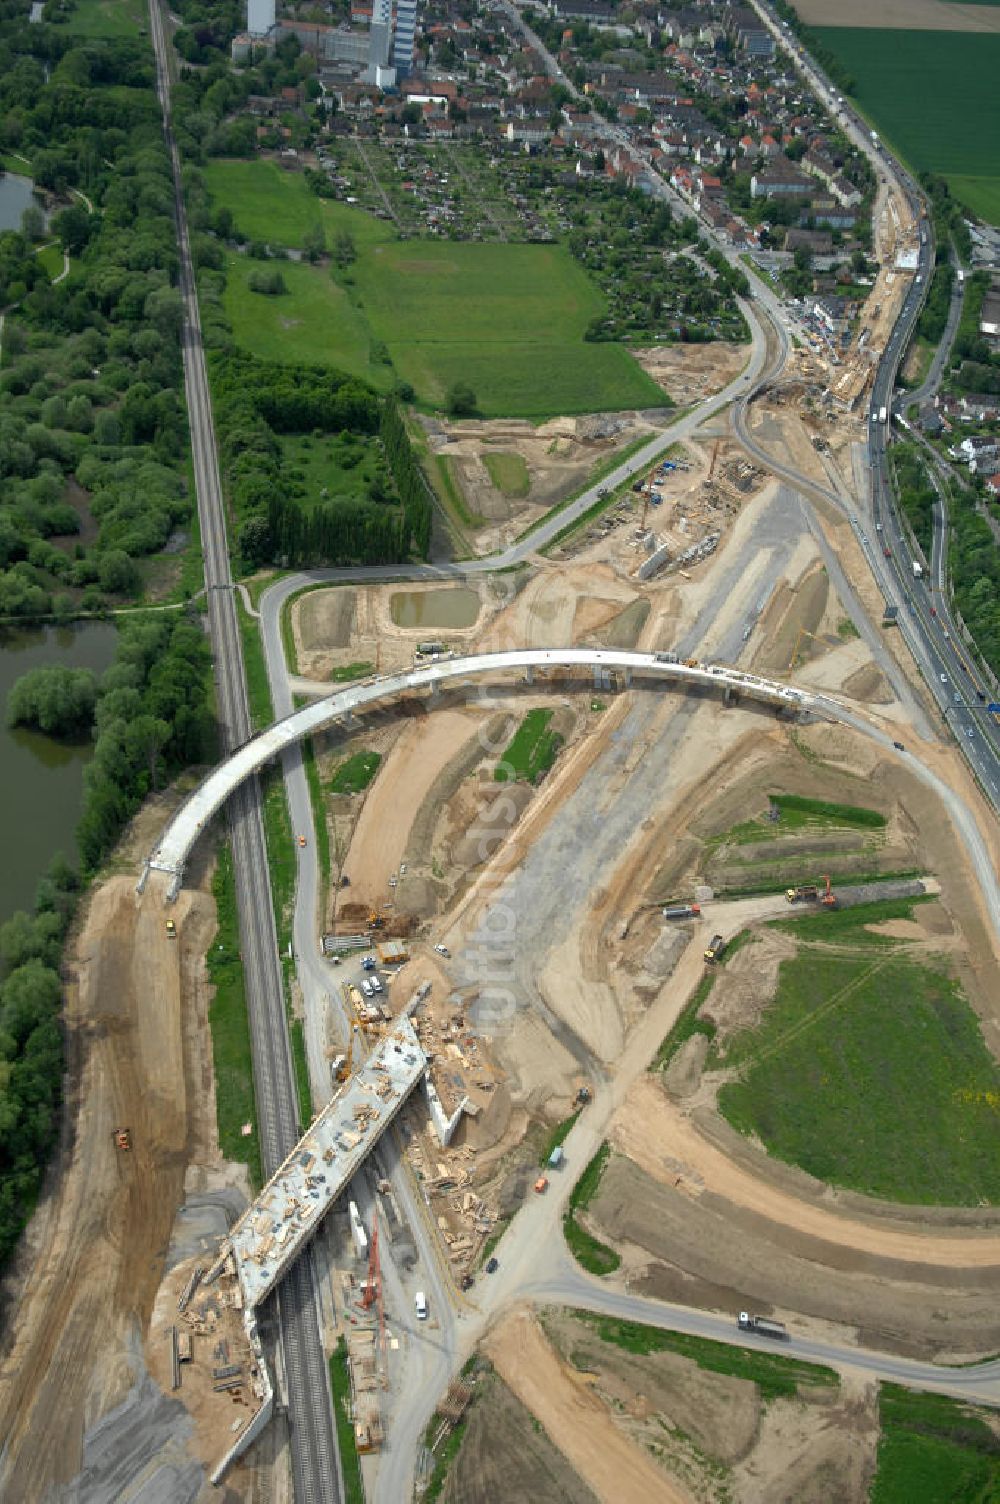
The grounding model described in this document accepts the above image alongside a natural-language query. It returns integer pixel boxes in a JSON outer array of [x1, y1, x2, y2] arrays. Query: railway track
[[147, 1, 340, 1498]]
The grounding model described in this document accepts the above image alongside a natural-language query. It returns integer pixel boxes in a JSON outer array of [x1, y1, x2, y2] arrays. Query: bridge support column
[[429, 681, 441, 703], [524, 665, 534, 685], [724, 686, 734, 706], [622, 668, 632, 688]]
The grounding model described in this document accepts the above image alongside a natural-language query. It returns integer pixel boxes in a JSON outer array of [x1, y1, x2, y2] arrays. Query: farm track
[[147, 0, 341, 1498]]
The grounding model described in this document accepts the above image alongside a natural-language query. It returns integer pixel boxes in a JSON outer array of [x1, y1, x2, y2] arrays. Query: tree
[[446, 382, 477, 417], [333, 230, 356, 269], [97, 549, 140, 595], [6, 666, 97, 737], [20, 204, 45, 242], [303, 222, 326, 263]]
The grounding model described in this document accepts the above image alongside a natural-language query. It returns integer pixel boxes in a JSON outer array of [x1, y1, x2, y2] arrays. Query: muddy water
[[389, 586, 480, 629], [0, 621, 118, 925]]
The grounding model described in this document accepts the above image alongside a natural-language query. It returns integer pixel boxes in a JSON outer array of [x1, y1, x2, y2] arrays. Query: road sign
[[989, 704, 1000, 715]]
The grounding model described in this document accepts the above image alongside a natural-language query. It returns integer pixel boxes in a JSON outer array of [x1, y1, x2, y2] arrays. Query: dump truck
[[663, 903, 701, 920], [533, 1176, 549, 1194], [785, 885, 818, 904], [704, 934, 725, 964], [165, 919, 177, 938], [738, 1312, 789, 1341]]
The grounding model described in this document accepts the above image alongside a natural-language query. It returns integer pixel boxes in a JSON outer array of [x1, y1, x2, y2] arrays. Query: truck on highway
[[785, 884, 818, 903], [878, 406, 887, 424], [912, 560, 924, 579], [663, 903, 701, 920], [738, 1312, 789, 1340], [704, 934, 725, 964]]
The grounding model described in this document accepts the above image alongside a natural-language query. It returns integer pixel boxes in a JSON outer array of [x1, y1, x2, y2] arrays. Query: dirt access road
[[485, 1308, 692, 1504], [0, 871, 216, 1500]]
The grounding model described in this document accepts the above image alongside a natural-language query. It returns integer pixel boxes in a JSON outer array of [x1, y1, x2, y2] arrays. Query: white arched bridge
[[145, 647, 840, 893]]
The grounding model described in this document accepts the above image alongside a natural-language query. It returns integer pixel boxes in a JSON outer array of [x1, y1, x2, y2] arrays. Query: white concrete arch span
[[143, 648, 815, 893]]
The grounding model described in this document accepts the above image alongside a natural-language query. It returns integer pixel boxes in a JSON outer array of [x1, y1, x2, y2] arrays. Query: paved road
[[146, 1, 341, 1498], [904, 253, 963, 411]]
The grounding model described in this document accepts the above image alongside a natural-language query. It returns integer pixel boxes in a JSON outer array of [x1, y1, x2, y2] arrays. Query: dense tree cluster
[[891, 444, 936, 555], [0, 854, 80, 1271], [172, 29, 316, 161], [0, 18, 190, 621], [208, 353, 429, 568], [77, 613, 214, 870], [917, 262, 955, 347], [6, 664, 96, 735], [380, 398, 433, 559], [950, 482, 1000, 681]]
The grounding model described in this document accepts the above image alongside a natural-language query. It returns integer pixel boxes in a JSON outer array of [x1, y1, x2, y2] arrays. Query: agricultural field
[[352, 239, 668, 418], [714, 905, 1000, 1205], [808, 26, 1000, 222]]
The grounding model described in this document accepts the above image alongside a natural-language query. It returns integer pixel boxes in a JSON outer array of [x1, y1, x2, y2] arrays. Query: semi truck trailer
[[663, 903, 701, 919], [738, 1312, 789, 1340]]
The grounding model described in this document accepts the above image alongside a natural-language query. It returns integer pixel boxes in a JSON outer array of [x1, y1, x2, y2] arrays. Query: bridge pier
[[524, 665, 534, 685], [724, 686, 734, 706]]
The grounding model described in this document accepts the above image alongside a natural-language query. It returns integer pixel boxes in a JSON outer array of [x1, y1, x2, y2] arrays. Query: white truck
[[878, 406, 888, 425], [912, 560, 924, 580]]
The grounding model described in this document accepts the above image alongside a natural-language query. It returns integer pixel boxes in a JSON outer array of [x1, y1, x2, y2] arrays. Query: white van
[[415, 1291, 428, 1320], [361, 978, 374, 998]]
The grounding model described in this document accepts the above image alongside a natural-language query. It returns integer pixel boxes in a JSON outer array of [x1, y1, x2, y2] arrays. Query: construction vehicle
[[575, 1085, 592, 1106], [663, 903, 701, 920], [367, 909, 386, 930], [912, 560, 923, 580], [820, 874, 838, 909], [704, 934, 725, 964], [114, 1127, 132, 1151], [533, 1175, 549, 1194], [785, 884, 818, 904], [334, 1025, 358, 1083], [165, 919, 176, 938], [738, 1312, 789, 1341]]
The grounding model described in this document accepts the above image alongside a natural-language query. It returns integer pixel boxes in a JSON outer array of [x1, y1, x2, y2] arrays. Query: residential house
[[980, 289, 1000, 338], [813, 294, 849, 334], [750, 158, 813, 198], [955, 435, 1000, 472]]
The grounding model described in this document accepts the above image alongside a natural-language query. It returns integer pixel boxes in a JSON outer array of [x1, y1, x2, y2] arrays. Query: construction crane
[[821, 874, 838, 909]]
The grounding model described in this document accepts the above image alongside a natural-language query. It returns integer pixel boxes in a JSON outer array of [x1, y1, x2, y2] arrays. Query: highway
[[146, 2, 341, 1499]]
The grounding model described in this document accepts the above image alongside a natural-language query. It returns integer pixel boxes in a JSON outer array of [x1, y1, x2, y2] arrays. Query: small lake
[[0, 171, 41, 233], [0, 622, 118, 927], [389, 587, 480, 630]]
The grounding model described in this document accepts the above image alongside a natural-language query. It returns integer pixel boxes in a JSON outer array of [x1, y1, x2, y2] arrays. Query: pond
[[389, 587, 481, 630], [0, 171, 41, 233], [0, 622, 119, 927]]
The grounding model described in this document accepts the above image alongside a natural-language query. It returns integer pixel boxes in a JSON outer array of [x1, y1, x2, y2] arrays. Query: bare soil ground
[[541, 1308, 879, 1504], [609, 1076, 1000, 1270], [423, 410, 662, 555], [484, 1308, 693, 1504], [441, 1363, 599, 1504], [630, 342, 748, 405], [792, 0, 1000, 29], [0, 840, 219, 1499]]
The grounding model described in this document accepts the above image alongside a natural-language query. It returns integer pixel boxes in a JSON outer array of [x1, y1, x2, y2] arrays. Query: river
[[0, 623, 118, 928]]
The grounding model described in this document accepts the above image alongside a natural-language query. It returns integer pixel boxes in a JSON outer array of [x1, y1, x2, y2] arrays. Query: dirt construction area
[[0, 805, 253, 1503]]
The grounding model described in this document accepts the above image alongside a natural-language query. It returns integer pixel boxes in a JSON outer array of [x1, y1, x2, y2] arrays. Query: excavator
[[334, 1024, 358, 1084], [821, 874, 838, 909]]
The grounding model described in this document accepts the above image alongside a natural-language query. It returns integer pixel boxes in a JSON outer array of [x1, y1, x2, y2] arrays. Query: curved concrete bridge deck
[[144, 649, 813, 892]]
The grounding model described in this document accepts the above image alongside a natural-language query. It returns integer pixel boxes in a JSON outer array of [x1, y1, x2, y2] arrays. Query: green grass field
[[203, 160, 392, 252], [67, 0, 147, 36], [483, 450, 530, 497], [717, 928, 1000, 1204], [208, 161, 667, 417], [495, 708, 563, 783], [206, 847, 262, 1188], [718, 932, 998, 1203], [809, 27, 1000, 223], [283, 432, 382, 511], [223, 254, 391, 389], [872, 1386, 1000, 1504], [564, 1143, 620, 1275], [330, 749, 381, 794]]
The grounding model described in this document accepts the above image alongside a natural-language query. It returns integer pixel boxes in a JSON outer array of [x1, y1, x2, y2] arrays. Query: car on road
[[967, 727, 975, 739], [893, 741, 905, 751], [434, 943, 450, 957], [298, 835, 306, 847], [940, 674, 948, 684], [485, 1256, 499, 1274]]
